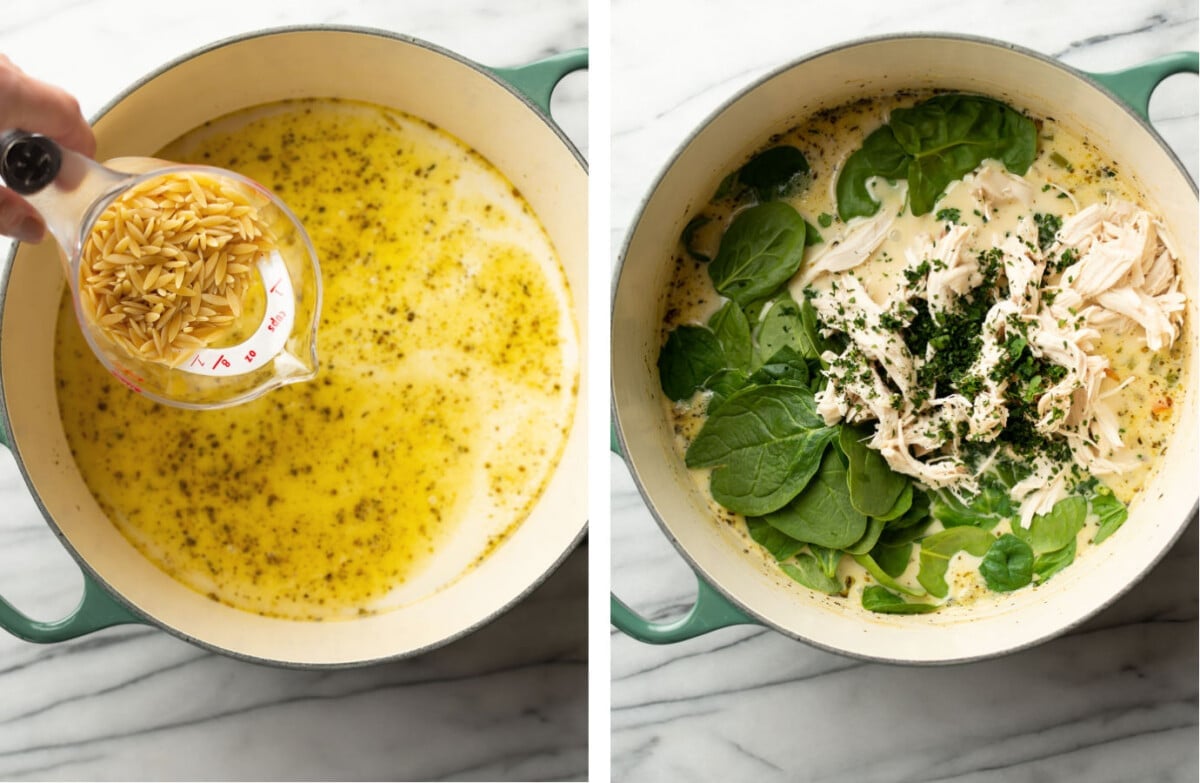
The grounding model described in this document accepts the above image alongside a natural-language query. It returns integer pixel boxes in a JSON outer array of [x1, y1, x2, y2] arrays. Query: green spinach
[[862, 586, 939, 614], [1091, 490, 1128, 545], [916, 526, 994, 598], [738, 146, 811, 200], [840, 424, 909, 517], [871, 540, 914, 578], [808, 544, 843, 579], [979, 534, 1034, 592], [782, 555, 844, 595], [686, 385, 836, 515], [844, 516, 886, 555], [763, 447, 866, 548], [708, 301, 753, 371], [657, 325, 725, 401], [747, 346, 810, 388], [836, 94, 1037, 219], [708, 202, 808, 308], [930, 476, 1013, 530], [1012, 495, 1085, 556], [854, 553, 926, 597], [756, 297, 810, 366], [1033, 538, 1076, 584], [705, 369, 751, 413], [746, 516, 806, 562]]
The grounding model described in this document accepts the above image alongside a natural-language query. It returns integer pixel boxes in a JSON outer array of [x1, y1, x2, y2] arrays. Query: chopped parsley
[[935, 207, 961, 223], [1033, 212, 1062, 251]]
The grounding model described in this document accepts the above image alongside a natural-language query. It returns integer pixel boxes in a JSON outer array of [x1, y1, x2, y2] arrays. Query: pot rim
[[0, 24, 588, 669], [611, 31, 1198, 665]]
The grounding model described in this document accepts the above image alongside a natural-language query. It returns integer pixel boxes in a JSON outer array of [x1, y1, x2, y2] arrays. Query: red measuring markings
[[244, 350, 257, 363], [190, 356, 206, 368], [266, 311, 287, 332], [269, 278, 283, 294], [213, 354, 231, 369]]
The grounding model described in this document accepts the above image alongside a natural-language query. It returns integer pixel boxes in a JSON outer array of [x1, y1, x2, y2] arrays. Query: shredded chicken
[[797, 193, 1182, 526]]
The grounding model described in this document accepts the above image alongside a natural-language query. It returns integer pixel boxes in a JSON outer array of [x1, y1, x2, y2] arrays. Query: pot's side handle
[[609, 431, 759, 642], [612, 577, 758, 644], [0, 571, 142, 643], [1085, 51, 1198, 122], [490, 48, 588, 117], [0, 429, 143, 642]]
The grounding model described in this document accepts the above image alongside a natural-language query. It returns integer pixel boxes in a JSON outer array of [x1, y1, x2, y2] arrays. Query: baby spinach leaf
[[1091, 490, 1128, 545], [708, 301, 753, 371], [756, 296, 809, 365], [875, 482, 914, 523], [781, 554, 844, 595], [917, 526, 994, 598], [1033, 537, 1076, 584], [836, 124, 910, 220], [1012, 495, 1085, 556], [890, 94, 1037, 215], [808, 544, 843, 579], [839, 424, 909, 517], [708, 202, 808, 308], [979, 534, 1034, 592], [835, 94, 1037, 219], [798, 296, 831, 361], [747, 346, 810, 388], [853, 553, 926, 597], [871, 540, 914, 578], [686, 385, 836, 516], [738, 146, 811, 201], [844, 516, 886, 555], [930, 476, 1013, 530], [657, 325, 725, 401], [862, 585, 939, 614], [888, 489, 931, 531], [804, 219, 823, 246], [763, 447, 866, 548], [705, 369, 751, 413], [746, 516, 806, 562]]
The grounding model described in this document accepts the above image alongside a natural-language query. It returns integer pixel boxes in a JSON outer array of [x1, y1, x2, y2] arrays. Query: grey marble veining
[[0, 1, 587, 781], [611, 1, 1198, 781]]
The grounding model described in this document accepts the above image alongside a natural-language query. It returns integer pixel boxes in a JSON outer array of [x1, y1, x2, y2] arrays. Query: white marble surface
[[0, 1, 587, 781], [611, 1, 1198, 781]]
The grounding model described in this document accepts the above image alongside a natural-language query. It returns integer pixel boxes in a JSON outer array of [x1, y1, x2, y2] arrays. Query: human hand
[[0, 55, 94, 242]]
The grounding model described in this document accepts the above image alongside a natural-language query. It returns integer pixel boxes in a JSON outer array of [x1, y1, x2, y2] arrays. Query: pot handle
[[1085, 51, 1199, 122], [611, 578, 757, 644], [0, 427, 142, 642], [491, 48, 588, 117], [609, 426, 759, 642]]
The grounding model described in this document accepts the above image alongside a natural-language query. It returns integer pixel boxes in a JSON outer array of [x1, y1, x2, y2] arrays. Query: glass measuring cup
[[0, 130, 321, 409]]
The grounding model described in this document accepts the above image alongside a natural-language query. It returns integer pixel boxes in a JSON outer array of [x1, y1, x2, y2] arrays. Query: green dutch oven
[[612, 35, 1198, 663], [0, 27, 588, 667]]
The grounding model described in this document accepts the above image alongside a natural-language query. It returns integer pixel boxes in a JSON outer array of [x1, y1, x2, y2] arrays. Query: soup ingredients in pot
[[56, 98, 578, 620], [79, 170, 273, 365], [658, 92, 1186, 615]]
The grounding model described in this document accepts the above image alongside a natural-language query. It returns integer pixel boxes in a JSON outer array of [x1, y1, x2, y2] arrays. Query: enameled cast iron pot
[[611, 35, 1198, 664], [0, 27, 588, 667]]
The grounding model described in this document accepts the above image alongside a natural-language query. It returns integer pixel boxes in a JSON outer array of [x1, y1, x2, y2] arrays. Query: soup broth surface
[[55, 99, 578, 620]]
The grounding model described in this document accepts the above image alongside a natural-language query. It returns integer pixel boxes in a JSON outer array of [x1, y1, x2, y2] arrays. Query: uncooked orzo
[[78, 170, 275, 365]]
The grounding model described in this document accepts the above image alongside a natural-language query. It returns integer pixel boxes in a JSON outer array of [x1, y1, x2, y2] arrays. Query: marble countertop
[[0, 1, 586, 781], [611, 1, 1198, 781]]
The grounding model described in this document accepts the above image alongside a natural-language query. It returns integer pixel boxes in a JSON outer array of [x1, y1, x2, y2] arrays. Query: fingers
[[0, 54, 94, 157], [0, 187, 44, 242]]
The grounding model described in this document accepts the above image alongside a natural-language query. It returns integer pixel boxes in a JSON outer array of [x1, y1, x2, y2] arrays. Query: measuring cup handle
[[0, 421, 143, 642], [490, 48, 588, 118]]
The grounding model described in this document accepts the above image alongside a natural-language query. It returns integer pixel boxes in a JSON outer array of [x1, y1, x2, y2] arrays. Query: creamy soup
[[55, 99, 578, 620], [660, 92, 1186, 610]]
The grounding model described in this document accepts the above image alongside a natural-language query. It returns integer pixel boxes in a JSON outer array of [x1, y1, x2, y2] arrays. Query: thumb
[[0, 187, 44, 242]]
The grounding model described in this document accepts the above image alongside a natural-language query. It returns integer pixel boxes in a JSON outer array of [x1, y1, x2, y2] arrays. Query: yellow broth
[[55, 99, 578, 620]]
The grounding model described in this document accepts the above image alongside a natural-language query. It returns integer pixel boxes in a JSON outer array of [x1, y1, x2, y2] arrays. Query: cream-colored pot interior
[[2, 29, 587, 665], [613, 36, 1197, 663]]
